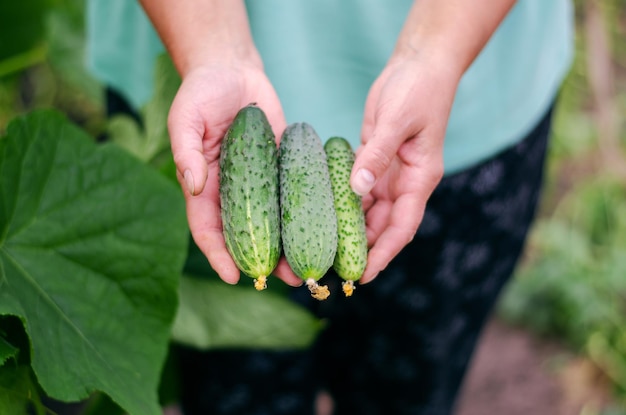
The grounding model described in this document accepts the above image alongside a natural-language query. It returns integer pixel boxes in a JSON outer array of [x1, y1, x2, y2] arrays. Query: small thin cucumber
[[219, 104, 281, 290], [279, 122, 337, 300], [324, 136, 368, 296]]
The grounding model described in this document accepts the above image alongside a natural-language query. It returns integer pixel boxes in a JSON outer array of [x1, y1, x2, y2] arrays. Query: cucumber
[[219, 104, 281, 290], [324, 137, 368, 296], [279, 122, 337, 300]]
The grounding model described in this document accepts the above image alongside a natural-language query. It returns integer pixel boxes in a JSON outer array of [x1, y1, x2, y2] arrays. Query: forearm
[[138, 0, 261, 75], [394, 0, 517, 80]]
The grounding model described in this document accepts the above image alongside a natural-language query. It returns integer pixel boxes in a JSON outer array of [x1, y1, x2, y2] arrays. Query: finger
[[361, 192, 375, 213], [351, 114, 405, 197], [273, 258, 305, 287], [258, 100, 287, 145], [360, 194, 424, 284], [363, 199, 392, 247], [168, 99, 210, 197], [242, 74, 286, 144], [184, 160, 241, 284]]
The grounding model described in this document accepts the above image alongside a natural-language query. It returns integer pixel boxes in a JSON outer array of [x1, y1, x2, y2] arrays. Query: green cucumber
[[324, 137, 368, 296], [279, 122, 337, 300], [219, 104, 281, 290]]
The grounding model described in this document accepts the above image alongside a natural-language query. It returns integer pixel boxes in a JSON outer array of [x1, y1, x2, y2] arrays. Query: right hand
[[168, 63, 301, 287]]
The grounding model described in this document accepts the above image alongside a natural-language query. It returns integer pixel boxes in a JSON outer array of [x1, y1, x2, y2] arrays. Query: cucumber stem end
[[306, 278, 330, 301], [254, 275, 268, 291], [342, 280, 355, 297]]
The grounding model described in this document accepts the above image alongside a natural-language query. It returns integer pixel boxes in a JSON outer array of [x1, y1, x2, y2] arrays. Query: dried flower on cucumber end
[[254, 275, 268, 291], [306, 278, 330, 300]]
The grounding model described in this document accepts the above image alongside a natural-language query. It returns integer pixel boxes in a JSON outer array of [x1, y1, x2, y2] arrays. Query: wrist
[[180, 40, 263, 77], [390, 38, 465, 86], [139, 0, 263, 77], [391, 0, 516, 82]]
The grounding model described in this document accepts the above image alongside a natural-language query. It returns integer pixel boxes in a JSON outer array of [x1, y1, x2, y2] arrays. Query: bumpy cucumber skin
[[324, 137, 368, 281], [279, 123, 338, 281], [219, 105, 281, 283]]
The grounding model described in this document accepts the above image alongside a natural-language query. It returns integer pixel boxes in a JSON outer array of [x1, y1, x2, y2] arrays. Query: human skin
[[138, 0, 517, 286], [354, 0, 516, 283]]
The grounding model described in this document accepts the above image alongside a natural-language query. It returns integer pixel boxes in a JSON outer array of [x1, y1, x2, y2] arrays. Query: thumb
[[173, 145, 209, 197], [168, 115, 210, 197], [351, 123, 402, 196]]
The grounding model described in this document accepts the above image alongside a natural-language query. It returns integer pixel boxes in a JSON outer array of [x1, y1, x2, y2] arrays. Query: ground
[[49, 318, 620, 415], [313, 318, 619, 415], [456, 318, 618, 415]]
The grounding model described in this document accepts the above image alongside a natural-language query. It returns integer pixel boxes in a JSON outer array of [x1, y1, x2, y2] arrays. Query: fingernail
[[184, 169, 195, 195], [352, 168, 376, 196], [359, 271, 379, 285]]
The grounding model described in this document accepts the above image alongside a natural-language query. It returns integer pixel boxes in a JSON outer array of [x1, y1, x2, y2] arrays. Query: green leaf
[[158, 345, 181, 406], [143, 54, 180, 152], [107, 114, 148, 160], [0, 0, 52, 66], [0, 337, 18, 366], [0, 315, 31, 366], [0, 110, 188, 415], [109, 54, 180, 168], [172, 276, 322, 350], [45, 2, 103, 104], [81, 393, 126, 415], [0, 46, 47, 79], [0, 364, 44, 415]]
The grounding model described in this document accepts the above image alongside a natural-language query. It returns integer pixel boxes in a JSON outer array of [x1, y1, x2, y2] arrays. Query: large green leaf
[[0, 111, 188, 415], [173, 276, 322, 350]]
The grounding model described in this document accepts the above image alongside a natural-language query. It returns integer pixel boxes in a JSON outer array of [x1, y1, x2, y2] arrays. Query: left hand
[[351, 53, 460, 284]]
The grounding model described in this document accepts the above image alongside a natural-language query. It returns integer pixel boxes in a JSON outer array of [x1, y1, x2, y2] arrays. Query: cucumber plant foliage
[[0, 55, 321, 414], [0, 110, 188, 414]]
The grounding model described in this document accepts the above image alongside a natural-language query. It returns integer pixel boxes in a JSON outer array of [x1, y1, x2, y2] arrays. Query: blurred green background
[[498, 0, 626, 406], [1, 0, 625, 413]]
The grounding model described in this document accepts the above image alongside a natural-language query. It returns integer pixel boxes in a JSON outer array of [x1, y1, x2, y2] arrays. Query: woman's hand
[[353, 54, 456, 284], [353, 0, 516, 283], [138, 0, 303, 286], [168, 63, 301, 286]]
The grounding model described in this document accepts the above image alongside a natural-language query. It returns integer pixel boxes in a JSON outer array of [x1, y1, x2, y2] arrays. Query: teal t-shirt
[[86, 0, 573, 174]]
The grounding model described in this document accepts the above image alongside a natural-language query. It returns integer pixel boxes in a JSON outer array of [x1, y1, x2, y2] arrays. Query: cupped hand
[[352, 54, 461, 284], [168, 63, 301, 287]]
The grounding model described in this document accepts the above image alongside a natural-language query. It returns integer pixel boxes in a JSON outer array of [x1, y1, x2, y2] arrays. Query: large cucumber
[[279, 122, 337, 300], [219, 104, 281, 290], [324, 136, 368, 296]]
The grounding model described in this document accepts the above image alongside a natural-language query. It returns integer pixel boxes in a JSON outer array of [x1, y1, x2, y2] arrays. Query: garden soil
[[456, 318, 618, 415]]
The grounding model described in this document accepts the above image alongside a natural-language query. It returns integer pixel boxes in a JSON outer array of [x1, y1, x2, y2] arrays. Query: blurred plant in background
[[0, 0, 104, 133], [498, 0, 626, 408]]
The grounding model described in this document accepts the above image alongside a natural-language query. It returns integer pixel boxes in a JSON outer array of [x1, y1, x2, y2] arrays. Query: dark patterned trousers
[[177, 104, 554, 415]]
